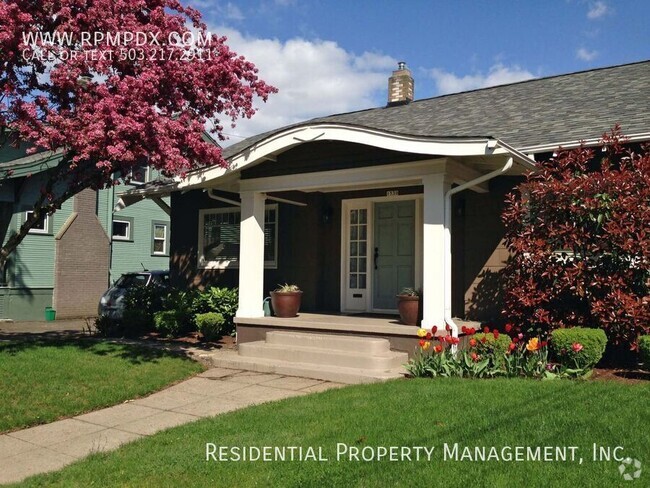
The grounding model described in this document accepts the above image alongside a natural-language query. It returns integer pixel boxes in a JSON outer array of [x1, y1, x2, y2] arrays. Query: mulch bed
[[591, 368, 650, 384], [139, 331, 238, 350]]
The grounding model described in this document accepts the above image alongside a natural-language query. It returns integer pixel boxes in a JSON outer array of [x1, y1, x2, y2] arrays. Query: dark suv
[[98, 270, 169, 319]]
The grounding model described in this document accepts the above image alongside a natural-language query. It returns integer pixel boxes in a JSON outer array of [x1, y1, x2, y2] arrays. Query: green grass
[[16, 378, 649, 487], [0, 339, 203, 432]]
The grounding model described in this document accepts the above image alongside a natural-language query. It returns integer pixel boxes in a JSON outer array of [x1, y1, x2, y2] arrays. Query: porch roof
[[116, 123, 536, 210]]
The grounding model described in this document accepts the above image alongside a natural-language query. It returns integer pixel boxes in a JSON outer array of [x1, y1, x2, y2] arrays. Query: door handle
[[374, 247, 379, 269]]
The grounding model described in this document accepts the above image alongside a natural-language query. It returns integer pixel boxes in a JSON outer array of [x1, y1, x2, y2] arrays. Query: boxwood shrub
[[638, 336, 650, 370], [550, 327, 607, 369], [195, 312, 225, 341], [153, 310, 184, 337]]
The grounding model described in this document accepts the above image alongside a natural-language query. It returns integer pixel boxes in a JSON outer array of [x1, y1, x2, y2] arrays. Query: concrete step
[[239, 341, 407, 371], [198, 349, 406, 384], [265, 330, 392, 355]]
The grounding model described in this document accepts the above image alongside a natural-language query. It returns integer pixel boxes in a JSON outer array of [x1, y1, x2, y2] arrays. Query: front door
[[373, 201, 415, 310]]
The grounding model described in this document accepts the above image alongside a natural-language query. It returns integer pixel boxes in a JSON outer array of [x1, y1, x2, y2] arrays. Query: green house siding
[[1, 155, 171, 320], [97, 178, 170, 283]]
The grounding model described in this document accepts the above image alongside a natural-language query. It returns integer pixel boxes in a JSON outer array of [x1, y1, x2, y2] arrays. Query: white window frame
[[112, 219, 132, 241], [128, 163, 149, 185], [198, 204, 278, 270], [25, 210, 50, 234], [152, 222, 168, 255]]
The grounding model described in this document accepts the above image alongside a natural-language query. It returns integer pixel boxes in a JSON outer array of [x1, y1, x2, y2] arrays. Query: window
[[25, 211, 49, 234], [128, 163, 149, 184], [151, 222, 168, 255], [112, 219, 132, 241], [198, 205, 278, 269]]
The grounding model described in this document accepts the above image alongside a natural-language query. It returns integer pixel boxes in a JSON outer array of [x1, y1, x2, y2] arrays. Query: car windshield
[[114, 274, 149, 288]]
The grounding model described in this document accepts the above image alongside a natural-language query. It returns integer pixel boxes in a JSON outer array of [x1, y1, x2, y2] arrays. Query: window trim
[[112, 217, 133, 242], [151, 220, 169, 256], [128, 163, 149, 185], [198, 204, 278, 270], [25, 210, 51, 235]]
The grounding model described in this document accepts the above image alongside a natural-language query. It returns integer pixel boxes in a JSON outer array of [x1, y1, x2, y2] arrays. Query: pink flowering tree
[[0, 0, 276, 274]]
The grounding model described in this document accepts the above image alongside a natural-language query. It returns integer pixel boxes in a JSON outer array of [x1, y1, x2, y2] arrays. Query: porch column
[[236, 191, 266, 318], [421, 174, 450, 329]]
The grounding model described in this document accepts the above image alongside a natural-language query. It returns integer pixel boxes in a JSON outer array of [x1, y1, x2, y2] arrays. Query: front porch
[[235, 312, 479, 355]]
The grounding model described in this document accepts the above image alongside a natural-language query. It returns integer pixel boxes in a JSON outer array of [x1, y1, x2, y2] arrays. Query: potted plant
[[397, 287, 420, 325], [270, 284, 303, 318]]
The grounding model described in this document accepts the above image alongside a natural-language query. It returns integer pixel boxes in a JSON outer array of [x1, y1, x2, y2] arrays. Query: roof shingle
[[224, 60, 650, 158]]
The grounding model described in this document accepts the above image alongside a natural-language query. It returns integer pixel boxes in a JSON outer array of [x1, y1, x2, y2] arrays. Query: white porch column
[[421, 174, 450, 329], [236, 191, 266, 318]]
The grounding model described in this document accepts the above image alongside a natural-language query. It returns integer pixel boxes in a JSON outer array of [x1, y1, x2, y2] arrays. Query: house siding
[[97, 178, 170, 282], [0, 159, 171, 320], [457, 176, 522, 322]]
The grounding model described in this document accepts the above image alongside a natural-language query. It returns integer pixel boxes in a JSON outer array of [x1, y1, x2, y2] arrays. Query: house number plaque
[[386, 190, 399, 196]]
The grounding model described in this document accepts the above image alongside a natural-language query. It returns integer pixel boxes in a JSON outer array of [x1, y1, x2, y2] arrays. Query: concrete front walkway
[[0, 367, 344, 485]]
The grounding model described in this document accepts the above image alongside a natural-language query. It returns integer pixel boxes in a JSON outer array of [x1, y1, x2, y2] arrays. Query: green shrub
[[153, 310, 184, 337], [94, 315, 123, 337], [191, 287, 238, 335], [473, 332, 512, 358], [122, 308, 154, 336], [195, 312, 225, 341], [550, 327, 607, 369], [638, 336, 650, 370]]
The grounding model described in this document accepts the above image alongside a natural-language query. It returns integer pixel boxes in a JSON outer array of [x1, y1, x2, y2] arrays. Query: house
[[121, 60, 650, 354], [0, 145, 171, 321]]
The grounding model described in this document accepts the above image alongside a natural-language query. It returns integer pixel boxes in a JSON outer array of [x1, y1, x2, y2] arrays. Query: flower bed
[[406, 324, 607, 379]]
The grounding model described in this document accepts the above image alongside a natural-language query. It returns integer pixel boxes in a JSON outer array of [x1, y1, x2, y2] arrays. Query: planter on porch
[[270, 284, 302, 318], [397, 288, 420, 325]]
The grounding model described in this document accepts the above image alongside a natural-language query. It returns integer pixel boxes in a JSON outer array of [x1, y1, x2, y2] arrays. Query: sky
[[186, 0, 650, 145]]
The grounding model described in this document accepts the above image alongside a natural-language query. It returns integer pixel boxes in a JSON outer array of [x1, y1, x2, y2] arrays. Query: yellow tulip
[[422, 341, 431, 350], [417, 328, 427, 338]]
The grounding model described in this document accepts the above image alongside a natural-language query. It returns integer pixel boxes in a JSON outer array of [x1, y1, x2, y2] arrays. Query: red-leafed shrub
[[501, 126, 649, 349]]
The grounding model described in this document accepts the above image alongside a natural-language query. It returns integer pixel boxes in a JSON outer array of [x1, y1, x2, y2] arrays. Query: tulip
[[469, 338, 477, 347], [505, 323, 513, 333], [470, 352, 478, 362], [509, 342, 516, 352], [526, 338, 540, 352], [572, 342, 583, 353], [431, 326, 438, 335], [417, 328, 427, 338], [493, 330, 499, 339], [434, 344, 443, 353]]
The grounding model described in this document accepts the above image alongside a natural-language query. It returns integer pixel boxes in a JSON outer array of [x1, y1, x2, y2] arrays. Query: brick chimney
[[387, 61, 414, 106]]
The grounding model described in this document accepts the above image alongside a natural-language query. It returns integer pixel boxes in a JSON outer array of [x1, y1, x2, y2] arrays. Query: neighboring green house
[[0, 145, 170, 320]]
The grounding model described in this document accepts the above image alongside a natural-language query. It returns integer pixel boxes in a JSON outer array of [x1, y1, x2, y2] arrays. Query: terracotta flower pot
[[397, 295, 420, 325], [270, 291, 303, 318]]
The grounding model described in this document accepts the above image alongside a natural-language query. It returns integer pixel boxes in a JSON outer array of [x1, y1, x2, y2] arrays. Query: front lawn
[[0, 339, 203, 432], [17, 378, 649, 487]]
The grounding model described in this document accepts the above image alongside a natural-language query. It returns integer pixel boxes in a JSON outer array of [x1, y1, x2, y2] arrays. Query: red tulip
[[419, 339, 426, 347], [483, 326, 490, 334], [509, 342, 516, 351], [493, 330, 499, 339], [572, 342, 583, 353], [481, 337, 487, 344], [426, 332, 432, 340], [470, 352, 479, 362], [434, 344, 443, 353], [469, 338, 477, 347], [505, 323, 513, 333], [461, 326, 467, 334], [431, 326, 438, 335]]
